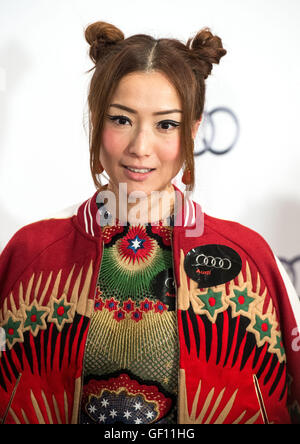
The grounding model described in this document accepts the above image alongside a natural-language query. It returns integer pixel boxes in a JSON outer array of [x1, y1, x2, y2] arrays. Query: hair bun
[[85, 21, 125, 64], [187, 28, 227, 79]]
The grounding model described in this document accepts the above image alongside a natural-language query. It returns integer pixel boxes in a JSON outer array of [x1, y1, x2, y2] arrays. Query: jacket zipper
[[170, 234, 180, 425], [1, 373, 22, 425], [77, 239, 105, 424], [253, 374, 270, 424]]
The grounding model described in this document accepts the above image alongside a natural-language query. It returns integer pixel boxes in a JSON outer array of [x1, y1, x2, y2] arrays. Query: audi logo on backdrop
[[279, 256, 300, 300], [194, 107, 240, 156]]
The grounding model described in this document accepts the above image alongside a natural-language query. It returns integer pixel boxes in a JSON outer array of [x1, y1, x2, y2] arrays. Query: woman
[[0, 21, 299, 425]]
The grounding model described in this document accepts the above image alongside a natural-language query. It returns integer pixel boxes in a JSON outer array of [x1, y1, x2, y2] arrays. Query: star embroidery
[[123, 410, 132, 419], [105, 297, 119, 312], [23, 302, 49, 335], [154, 300, 168, 314], [131, 309, 143, 322], [98, 413, 106, 423], [197, 288, 224, 322], [88, 405, 97, 414], [119, 225, 154, 264], [140, 299, 153, 312], [122, 299, 135, 313], [101, 398, 109, 408], [127, 235, 145, 253], [134, 401, 142, 411], [231, 288, 255, 314], [3, 315, 22, 346], [253, 315, 273, 341], [114, 309, 126, 322], [48, 296, 73, 331], [274, 334, 285, 358], [109, 409, 118, 418]]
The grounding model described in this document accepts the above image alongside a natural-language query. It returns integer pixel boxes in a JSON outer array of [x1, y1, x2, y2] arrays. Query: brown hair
[[85, 21, 226, 192]]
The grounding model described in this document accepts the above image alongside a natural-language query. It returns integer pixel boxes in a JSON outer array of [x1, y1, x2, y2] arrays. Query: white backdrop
[[1, 0, 300, 292]]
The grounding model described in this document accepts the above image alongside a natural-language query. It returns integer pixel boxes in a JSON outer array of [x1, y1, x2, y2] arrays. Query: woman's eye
[[107, 115, 131, 126], [158, 120, 180, 130]]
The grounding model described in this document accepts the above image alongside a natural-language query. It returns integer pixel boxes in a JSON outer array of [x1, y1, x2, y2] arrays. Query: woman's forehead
[[110, 71, 182, 112]]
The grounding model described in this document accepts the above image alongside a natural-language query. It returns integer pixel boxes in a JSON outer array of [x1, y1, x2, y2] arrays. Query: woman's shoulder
[[203, 211, 274, 256], [3, 214, 75, 253], [0, 199, 88, 273], [202, 211, 300, 326], [2, 199, 86, 251], [0, 198, 90, 301]]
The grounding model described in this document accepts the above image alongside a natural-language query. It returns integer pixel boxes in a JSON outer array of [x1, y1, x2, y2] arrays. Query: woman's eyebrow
[[109, 103, 183, 115]]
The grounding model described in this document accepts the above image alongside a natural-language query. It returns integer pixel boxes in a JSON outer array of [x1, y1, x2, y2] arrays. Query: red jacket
[[0, 185, 299, 424]]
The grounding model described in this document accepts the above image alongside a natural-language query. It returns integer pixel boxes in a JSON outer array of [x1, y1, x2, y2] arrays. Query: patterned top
[[79, 212, 179, 424]]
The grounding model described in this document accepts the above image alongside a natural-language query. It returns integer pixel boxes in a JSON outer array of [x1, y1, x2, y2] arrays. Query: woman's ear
[[192, 116, 202, 140]]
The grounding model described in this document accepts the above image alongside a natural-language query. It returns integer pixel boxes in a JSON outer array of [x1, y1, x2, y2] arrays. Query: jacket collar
[[75, 184, 203, 239]]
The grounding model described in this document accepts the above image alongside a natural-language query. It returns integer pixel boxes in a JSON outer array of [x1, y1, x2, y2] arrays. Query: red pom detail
[[57, 306, 65, 316], [261, 323, 269, 332], [238, 295, 245, 305], [208, 297, 216, 307]]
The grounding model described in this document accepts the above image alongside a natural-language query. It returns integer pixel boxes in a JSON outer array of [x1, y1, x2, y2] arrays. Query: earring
[[96, 162, 104, 174], [181, 168, 191, 185]]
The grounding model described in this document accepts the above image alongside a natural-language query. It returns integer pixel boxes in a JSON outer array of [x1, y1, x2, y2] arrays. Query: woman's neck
[[101, 182, 176, 225]]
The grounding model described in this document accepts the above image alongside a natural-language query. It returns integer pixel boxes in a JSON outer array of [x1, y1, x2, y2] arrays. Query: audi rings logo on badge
[[184, 245, 242, 288], [192, 254, 232, 270]]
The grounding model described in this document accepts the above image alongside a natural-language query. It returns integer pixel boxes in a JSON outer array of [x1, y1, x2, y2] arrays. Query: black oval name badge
[[184, 244, 242, 288]]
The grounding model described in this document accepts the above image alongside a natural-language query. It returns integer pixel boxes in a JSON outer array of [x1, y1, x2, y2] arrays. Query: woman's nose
[[128, 128, 153, 157]]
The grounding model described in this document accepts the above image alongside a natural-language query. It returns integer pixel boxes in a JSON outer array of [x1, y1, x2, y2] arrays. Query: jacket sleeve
[[0, 228, 28, 422], [0, 228, 32, 304], [0, 218, 76, 423], [205, 213, 300, 423]]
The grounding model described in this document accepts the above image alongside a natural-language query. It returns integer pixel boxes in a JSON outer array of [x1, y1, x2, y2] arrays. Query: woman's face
[[100, 71, 195, 197]]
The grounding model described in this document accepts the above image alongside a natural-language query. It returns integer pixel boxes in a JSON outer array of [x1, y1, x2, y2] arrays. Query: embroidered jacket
[[0, 185, 299, 424]]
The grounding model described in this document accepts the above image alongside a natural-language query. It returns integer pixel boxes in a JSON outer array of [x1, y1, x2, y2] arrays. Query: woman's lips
[[123, 165, 156, 182]]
